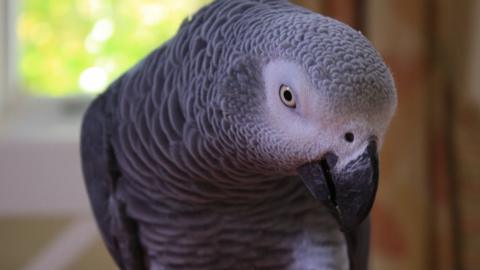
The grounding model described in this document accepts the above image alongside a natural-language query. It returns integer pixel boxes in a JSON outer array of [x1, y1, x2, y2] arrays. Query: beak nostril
[[344, 132, 354, 143]]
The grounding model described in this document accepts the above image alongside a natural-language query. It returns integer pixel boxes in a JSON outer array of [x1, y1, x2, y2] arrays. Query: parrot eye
[[279, 84, 296, 108]]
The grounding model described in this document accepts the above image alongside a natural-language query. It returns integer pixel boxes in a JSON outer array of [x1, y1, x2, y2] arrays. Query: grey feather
[[81, 0, 396, 269]]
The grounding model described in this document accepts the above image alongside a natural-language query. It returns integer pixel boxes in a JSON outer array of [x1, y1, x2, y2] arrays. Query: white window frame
[[0, 0, 18, 116]]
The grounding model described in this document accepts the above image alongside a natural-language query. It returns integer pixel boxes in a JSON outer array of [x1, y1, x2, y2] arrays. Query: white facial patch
[[261, 58, 395, 170], [262, 60, 331, 153]]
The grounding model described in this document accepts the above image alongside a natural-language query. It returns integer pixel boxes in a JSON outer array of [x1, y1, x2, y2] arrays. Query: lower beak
[[297, 140, 379, 232]]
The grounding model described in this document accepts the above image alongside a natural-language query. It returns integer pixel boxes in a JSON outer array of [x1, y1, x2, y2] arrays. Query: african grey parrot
[[80, 0, 396, 269]]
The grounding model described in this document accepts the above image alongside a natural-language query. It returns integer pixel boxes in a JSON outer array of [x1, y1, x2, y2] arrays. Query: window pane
[[18, 0, 211, 97]]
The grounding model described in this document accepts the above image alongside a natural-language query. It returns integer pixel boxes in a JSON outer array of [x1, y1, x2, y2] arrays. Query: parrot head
[[260, 58, 395, 232], [212, 3, 397, 232]]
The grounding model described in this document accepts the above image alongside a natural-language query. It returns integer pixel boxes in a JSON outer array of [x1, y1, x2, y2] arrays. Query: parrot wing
[[80, 90, 146, 270]]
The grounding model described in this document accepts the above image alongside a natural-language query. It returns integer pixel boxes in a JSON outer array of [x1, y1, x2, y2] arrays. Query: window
[[17, 0, 211, 97], [0, 0, 211, 141]]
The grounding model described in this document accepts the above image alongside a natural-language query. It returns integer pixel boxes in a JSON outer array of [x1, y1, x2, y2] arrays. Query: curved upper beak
[[297, 140, 379, 232]]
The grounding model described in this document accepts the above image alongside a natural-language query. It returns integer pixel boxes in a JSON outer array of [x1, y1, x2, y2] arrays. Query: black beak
[[297, 140, 379, 232]]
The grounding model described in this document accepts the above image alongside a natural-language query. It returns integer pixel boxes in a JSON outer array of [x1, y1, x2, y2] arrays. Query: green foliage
[[18, 0, 211, 97]]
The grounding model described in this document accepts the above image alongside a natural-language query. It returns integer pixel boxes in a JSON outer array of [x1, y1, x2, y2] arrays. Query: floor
[[0, 215, 116, 270]]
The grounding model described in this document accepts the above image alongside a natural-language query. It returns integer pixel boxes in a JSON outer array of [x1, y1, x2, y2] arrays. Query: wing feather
[[80, 91, 146, 270]]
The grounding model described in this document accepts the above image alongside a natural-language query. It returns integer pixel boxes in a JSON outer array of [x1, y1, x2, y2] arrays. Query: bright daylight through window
[[18, 0, 211, 97]]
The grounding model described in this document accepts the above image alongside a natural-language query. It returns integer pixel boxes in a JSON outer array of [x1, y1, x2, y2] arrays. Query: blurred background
[[0, 0, 478, 269]]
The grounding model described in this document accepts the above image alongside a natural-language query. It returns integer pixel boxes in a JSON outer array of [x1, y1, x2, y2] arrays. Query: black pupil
[[283, 90, 293, 102], [345, 132, 354, 143]]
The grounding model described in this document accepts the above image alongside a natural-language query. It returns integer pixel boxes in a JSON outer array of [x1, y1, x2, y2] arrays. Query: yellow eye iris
[[279, 84, 296, 108]]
